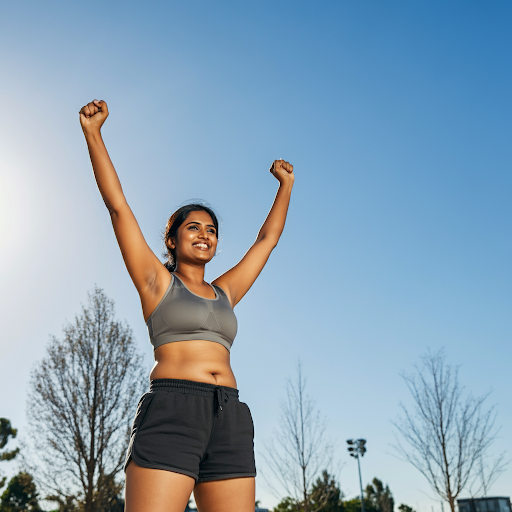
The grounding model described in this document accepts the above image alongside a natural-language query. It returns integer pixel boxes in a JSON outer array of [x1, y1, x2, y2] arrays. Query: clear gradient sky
[[0, 0, 511, 509]]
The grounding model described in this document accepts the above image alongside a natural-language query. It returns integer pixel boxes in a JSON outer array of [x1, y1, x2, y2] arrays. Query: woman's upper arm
[[110, 202, 166, 295], [212, 237, 277, 307]]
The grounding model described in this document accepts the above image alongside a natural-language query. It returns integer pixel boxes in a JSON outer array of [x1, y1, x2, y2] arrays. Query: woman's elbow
[[107, 199, 129, 216], [257, 234, 280, 249]]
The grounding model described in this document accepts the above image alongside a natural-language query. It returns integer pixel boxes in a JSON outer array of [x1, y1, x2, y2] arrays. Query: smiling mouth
[[193, 243, 209, 250]]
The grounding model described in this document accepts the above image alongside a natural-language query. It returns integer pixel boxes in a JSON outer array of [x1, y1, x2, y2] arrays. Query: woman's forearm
[[257, 181, 293, 246], [84, 129, 127, 214], [79, 100, 126, 214]]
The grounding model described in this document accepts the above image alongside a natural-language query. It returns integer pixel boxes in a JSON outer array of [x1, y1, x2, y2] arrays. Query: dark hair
[[163, 203, 219, 272]]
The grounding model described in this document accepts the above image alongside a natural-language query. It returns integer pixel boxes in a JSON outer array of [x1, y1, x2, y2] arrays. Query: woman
[[79, 99, 294, 512]]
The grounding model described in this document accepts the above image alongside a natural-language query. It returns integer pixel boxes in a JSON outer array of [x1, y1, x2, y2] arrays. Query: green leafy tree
[[365, 478, 394, 512], [27, 288, 146, 512], [310, 471, 344, 512], [0, 472, 41, 512], [0, 420, 19, 463], [342, 494, 375, 512], [0, 419, 19, 490], [398, 505, 414, 512], [343, 499, 362, 512], [274, 496, 300, 512], [274, 471, 343, 512]]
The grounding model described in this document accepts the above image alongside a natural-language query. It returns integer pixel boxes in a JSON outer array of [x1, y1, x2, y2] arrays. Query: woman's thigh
[[125, 460, 196, 512], [194, 477, 255, 512]]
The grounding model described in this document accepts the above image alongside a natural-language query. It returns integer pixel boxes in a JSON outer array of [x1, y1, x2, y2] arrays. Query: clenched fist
[[270, 160, 294, 185], [79, 99, 109, 133]]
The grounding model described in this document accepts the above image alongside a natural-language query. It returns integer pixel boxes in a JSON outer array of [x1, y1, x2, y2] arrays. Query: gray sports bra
[[146, 274, 238, 352]]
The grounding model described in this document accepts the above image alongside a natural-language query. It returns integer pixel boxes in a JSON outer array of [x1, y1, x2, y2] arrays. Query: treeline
[[0, 420, 40, 511], [273, 470, 411, 512], [1, 288, 507, 512], [262, 353, 505, 512], [0, 417, 124, 512]]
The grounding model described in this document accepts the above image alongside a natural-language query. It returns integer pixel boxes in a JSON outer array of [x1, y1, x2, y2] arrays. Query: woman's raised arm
[[80, 100, 167, 305], [213, 160, 294, 306]]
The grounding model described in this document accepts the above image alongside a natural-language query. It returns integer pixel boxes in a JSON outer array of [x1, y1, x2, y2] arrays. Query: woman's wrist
[[278, 179, 294, 193], [83, 127, 103, 143]]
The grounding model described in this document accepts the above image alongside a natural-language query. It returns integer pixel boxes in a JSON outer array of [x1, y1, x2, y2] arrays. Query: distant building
[[458, 497, 511, 512], [256, 507, 269, 512]]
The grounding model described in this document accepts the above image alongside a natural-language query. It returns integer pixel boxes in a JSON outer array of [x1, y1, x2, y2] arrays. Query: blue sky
[[0, 0, 511, 508]]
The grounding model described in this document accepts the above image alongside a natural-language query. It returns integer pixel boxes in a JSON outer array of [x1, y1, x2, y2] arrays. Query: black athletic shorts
[[124, 379, 256, 482]]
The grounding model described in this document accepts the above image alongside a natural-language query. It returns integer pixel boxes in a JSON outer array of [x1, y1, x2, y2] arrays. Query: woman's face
[[171, 210, 218, 267]]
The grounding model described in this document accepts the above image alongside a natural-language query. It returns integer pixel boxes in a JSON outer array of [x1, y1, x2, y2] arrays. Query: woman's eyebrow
[[185, 221, 216, 228]]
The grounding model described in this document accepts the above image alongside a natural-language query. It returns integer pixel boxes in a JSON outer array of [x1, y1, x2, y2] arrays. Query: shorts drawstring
[[214, 386, 229, 412], [149, 378, 237, 414]]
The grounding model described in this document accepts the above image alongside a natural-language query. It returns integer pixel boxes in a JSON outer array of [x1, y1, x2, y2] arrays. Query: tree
[[393, 349, 504, 512], [397, 505, 414, 512], [274, 496, 301, 512], [364, 478, 393, 512], [0, 420, 19, 463], [264, 363, 335, 512], [47, 478, 124, 512], [310, 471, 344, 512], [341, 478, 393, 512], [93, 473, 125, 512], [45, 494, 79, 512], [273, 474, 345, 512], [27, 287, 146, 512], [0, 472, 42, 512], [342, 500, 361, 512], [468, 451, 507, 498], [0, 419, 19, 490]]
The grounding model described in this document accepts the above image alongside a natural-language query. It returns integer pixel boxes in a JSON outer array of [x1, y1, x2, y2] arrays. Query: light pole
[[347, 439, 367, 512]]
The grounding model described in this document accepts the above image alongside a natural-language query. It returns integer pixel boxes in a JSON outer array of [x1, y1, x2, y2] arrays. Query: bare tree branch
[[392, 349, 505, 512], [468, 452, 508, 498], [27, 287, 146, 512], [263, 362, 335, 512]]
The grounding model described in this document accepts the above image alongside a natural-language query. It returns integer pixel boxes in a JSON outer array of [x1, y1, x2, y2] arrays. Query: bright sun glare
[[0, 159, 31, 268]]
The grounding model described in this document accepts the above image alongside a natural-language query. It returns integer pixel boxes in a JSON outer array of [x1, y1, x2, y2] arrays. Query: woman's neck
[[173, 263, 206, 284]]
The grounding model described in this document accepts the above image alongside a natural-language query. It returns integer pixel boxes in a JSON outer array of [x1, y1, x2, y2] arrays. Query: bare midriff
[[150, 340, 237, 388]]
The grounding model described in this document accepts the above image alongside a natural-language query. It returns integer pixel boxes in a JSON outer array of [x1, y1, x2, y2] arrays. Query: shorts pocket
[[240, 402, 255, 437], [132, 392, 157, 434], [124, 392, 157, 471]]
